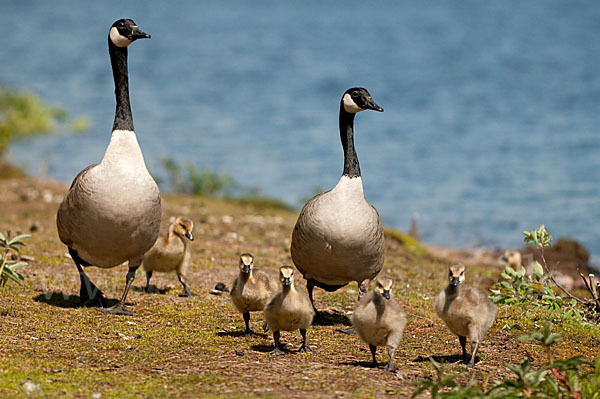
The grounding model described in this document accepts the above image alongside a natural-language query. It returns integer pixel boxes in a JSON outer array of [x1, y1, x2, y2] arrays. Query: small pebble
[[76, 356, 85, 362], [20, 381, 41, 394], [92, 393, 102, 399], [235, 350, 245, 356]]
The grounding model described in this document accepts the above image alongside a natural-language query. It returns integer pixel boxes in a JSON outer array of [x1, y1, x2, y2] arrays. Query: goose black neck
[[339, 104, 361, 178], [108, 39, 134, 132]]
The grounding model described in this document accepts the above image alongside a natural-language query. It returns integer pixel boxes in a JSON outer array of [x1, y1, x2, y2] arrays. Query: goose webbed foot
[[99, 303, 133, 316]]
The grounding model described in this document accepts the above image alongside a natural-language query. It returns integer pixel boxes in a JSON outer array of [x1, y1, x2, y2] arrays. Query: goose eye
[[351, 91, 359, 97]]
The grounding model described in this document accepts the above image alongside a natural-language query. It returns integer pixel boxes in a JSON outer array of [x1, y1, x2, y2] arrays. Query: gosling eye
[[460, 271, 464, 276]]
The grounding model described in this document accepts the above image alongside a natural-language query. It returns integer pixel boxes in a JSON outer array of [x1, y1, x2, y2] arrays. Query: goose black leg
[[69, 248, 105, 307], [306, 279, 321, 319], [369, 344, 378, 367], [177, 274, 197, 297], [99, 266, 138, 316], [298, 329, 313, 353]]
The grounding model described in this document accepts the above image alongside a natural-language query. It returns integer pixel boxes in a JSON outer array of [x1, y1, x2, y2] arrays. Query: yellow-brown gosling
[[434, 263, 497, 367], [264, 266, 315, 353], [230, 253, 278, 335], [142, 217, 195, 297], [351, 277, 407, 372]]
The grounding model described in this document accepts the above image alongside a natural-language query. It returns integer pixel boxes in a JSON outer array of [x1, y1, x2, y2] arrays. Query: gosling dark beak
[[451, 277, 460, 286], [383, 290, 390, 300], [242, 265, 250, 274], [282, 277, 291, 286], [364, 98, 383, 112], [501, 256, 508, 262], [185, 231, 194, 241], [131, 27, 151, 40]]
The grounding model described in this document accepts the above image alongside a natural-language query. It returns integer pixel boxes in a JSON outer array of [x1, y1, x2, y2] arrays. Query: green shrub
[[0, 231, 30, 287], [0, 87, 89, 156], [412, 323, 599, 398]]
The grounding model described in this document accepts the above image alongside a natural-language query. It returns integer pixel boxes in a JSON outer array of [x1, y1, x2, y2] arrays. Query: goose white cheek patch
[[343, 93, 363, 113], [109, 27, 132, 47]]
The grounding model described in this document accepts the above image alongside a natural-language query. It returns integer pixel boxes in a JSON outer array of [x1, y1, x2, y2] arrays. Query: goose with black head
[[56, 19, 160, 316], [290, 88, 385, 319]]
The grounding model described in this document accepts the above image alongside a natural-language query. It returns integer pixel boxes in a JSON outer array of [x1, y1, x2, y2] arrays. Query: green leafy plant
[[0, 87, 89, 157], [159, 156, 238, 197], [0, 231, 31, 287], [490, 225, 587, 323], [412, 323, 599, 398]]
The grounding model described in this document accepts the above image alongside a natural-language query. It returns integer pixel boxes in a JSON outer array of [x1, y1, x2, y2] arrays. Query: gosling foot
[[98, 303, 133, 316]]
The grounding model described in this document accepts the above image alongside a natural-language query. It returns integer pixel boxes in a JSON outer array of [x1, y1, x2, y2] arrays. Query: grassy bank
[[0, 175, 598, 398]]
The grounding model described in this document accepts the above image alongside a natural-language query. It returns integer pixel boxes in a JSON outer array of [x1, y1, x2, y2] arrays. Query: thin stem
[[539, 248, 588, 305]]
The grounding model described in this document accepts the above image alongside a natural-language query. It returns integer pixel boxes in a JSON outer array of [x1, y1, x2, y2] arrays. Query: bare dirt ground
[[0, 175, 598, 398]]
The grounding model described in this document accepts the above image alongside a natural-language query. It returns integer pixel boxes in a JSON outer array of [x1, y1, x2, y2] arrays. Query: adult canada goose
[[351, 277, 407, 372], [230, 253, 278, 335], [434, 264, 497, 367], [56, 19, 160, 316], [264, 266, 315, 353], [291, 88, 385, 316], [142, 217, 195, 297]]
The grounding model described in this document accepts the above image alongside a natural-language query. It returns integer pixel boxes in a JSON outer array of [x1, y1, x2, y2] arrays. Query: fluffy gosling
[[142, 217, 196, 297], [434, 263, 497, 367], [264, 266, 315, 354], [230, 253, 278, 335], [351, 277, 407, 372]]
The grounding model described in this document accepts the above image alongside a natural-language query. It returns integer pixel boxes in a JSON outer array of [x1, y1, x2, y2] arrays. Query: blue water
[[2, 1, 599, 263]]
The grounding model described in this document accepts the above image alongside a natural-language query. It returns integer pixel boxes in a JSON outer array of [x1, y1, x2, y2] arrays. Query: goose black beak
[[242, 265, 250, 273], [131, 27, 151, 40], [383, 290, 390, 300], [364, 98, 383, 112], [185, 231, 194, 241]]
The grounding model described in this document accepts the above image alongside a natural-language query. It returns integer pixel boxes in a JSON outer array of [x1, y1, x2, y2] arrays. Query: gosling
[[434, 263, 497, 367], [142, 217, 196, 297], [264, 266, 315, 354], [500, 250, 523, 270], [351, 277, 407, 372], [230, 253, 278, 335]]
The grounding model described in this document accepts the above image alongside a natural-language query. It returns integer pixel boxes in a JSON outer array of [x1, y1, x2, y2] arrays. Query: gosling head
[[109, 19, 151, 48], [239, 253, 254, 274], [500, 250, 522, 268], [173, 217, 194, 241], [448, 263, 466, 287], [374, 276, 393, 300], [279, 266, 295, 287], [342, 87, 384, 114]]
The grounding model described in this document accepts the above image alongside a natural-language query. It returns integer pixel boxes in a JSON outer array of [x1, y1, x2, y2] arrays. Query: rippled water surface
[[2, 1, 599, 261]]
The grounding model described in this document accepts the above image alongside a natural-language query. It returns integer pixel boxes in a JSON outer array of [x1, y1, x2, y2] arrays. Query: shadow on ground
[[312, 310, 351, 326], [414, 354, 477, 364], [33, 291, 120, 309]]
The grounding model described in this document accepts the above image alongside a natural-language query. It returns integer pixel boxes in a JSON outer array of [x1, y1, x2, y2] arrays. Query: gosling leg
[[144, 270, 153, 293], [386, 345, 397, 372], [369, 344, 377, 367], [270, 331, 287, 354], [297, 329, 313, 353], [177, 274, 197, 297], [468, 341, 480, 367], [459, 335, 468, 363]]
